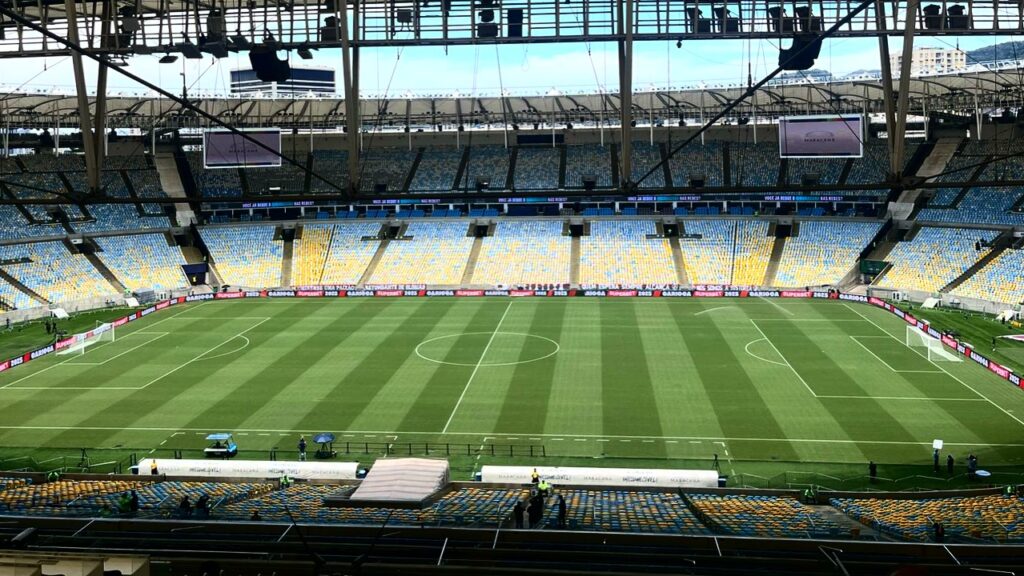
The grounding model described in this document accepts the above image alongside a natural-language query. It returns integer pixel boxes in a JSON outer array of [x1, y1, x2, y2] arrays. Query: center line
[[442, 300, 513, 433]]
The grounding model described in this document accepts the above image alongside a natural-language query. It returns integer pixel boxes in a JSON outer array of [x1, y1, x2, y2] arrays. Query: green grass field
[[2, 297, 1024, 490]]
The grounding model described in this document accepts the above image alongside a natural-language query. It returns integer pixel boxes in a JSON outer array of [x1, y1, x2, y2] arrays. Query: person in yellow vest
[[537, 480, 551, 498], [150, 460, 159, 475], [530, 468, 540, 484]]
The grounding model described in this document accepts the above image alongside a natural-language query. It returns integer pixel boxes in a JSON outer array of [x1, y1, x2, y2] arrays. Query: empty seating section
[[0, 480, 136, 515], [775, 221, 881, 287], [846, 143, 909, 185], [359, 147, 417, 192], [954, 249, 1024, 305], [553, 490, 709, 534], [877, 227, 998, 293], [832, 495, 1024, 542], [678, 220, 734, 285], [787, 157, 844, 185], [918, 187, 1024, 226], [732, 220, 773, 285], [220, 486, 525, 526], [320, 223, 383, 284], [188, 153, 242, 198], [132, 170, 172, 216], [310, 150, 349, 193], [68, 172, 170, 233], [246, 158, 309, 195], [630, 143, 665, 189], [0, 242, 115, 304], [472, 221, 571, 285], [292, 224, 333, 285], [730, 143, 779, 187], [409, 147, 463, 192], [4, 173, 84, 221], [0, 277, 36, 310], [579, 220, 676, 285], [689, 494, 843, 538], [102, 155, 151, 171], [565, 145, 612, 189], [20, 154, 86, 172], [95, 234, 188, 292], [200, 225, 283, 287], [0, 207, 62, 241], [369, 222, 473, 285], [463, 146, 512, 190], [514, 147, 560, 190], [668, 142, 724, 187]]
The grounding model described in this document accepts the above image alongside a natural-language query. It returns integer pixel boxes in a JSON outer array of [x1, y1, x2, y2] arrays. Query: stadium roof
[[1, 68, 1018, 128]]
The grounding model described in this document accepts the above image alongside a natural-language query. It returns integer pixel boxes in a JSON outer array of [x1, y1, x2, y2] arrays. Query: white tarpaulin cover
[[349, 458, 450, 501], [138, 458, 359, 480], [480, 466, 720, 488]]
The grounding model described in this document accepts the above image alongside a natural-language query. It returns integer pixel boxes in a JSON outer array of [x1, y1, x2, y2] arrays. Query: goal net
[[56, 322, 115, 356], [906, 326, 961, 362]]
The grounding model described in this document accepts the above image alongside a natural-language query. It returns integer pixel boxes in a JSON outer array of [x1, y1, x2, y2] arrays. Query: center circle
[[415, 332, 560, 367]]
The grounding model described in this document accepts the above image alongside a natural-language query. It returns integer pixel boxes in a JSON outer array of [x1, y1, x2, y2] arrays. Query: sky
[[0, 34, 1016, 98]]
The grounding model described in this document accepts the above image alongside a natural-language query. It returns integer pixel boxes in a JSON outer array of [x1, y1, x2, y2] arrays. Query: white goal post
[[56, 322, 115, 356], [905, 326, 962, 362]]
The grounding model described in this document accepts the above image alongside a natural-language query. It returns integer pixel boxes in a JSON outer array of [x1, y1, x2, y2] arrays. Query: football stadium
[[2, 0, 1024, 573]]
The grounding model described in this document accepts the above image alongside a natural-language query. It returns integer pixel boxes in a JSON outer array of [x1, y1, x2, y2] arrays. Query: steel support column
[[339, 0, 360, 196], [892, 0, 918, 180], [65, 0, 100, 191], [617, 0, 633, 189], [875, 0, 898, 179]]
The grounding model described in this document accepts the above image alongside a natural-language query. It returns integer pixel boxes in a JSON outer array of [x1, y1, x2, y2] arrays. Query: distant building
[[890, 47, 967, 76], [230, 66, 335, 97]]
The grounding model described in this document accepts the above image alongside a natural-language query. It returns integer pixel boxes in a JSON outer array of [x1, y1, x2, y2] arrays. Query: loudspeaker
[[249, 46, 291, 82], [477, 22, 498, 37], [475, 176, 490, 191], [582, 176, 597, 191], [320, 17, 338, 41], [663, 223, 679, 237], [801, 173, 820, 186], [923, 4, 943, 29], [507, 8, 523, 37], [689, 174, 705, 188], [946, 5, 970, 29], [779, 34, 821, 71]]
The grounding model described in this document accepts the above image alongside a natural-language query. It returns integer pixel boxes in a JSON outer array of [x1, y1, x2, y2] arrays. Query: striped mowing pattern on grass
[[0, 298, 1022, 471]]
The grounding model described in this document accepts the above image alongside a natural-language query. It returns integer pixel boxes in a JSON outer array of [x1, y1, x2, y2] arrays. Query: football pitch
[[2, 297, 1024, 487]]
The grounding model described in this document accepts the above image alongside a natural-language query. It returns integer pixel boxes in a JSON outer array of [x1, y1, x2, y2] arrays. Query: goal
[[906, 326, 961, 362], [56, 322, 115, 356]]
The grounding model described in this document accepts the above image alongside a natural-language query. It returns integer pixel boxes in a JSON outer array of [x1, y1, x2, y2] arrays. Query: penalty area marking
[[848, 335, 944, 374], [415, 331, 560, 367]]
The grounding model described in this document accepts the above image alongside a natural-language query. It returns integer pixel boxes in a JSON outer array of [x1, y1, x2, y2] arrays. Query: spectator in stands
[[196, 494, 210, 519], [130, 490, 139, 514], [933, 521, 945, 542], [557, 494, 567, 529], [117, 492, 131, 515], [250, 509, 262, 521], [513, 500, 525, 528], [527, 494, 544, 527], [178, 495, 192, 518], [298, 436, 307, 461], [868, 461, 877, 483], [947, 454, 955, 475]]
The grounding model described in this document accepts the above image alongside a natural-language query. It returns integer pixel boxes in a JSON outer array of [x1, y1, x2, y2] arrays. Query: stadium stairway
[[281, 234, 294, 287], [153, 153, 197, 226], [762, 234, 787, 287], [940, 230, 1013, 293], [81, 250, 128, 294], [0, 269, 48, 305], [460, 234, 484, 285], [358, 237, 390, 285], [668, 236, 689, 284], [570, 235, 581, 285]]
